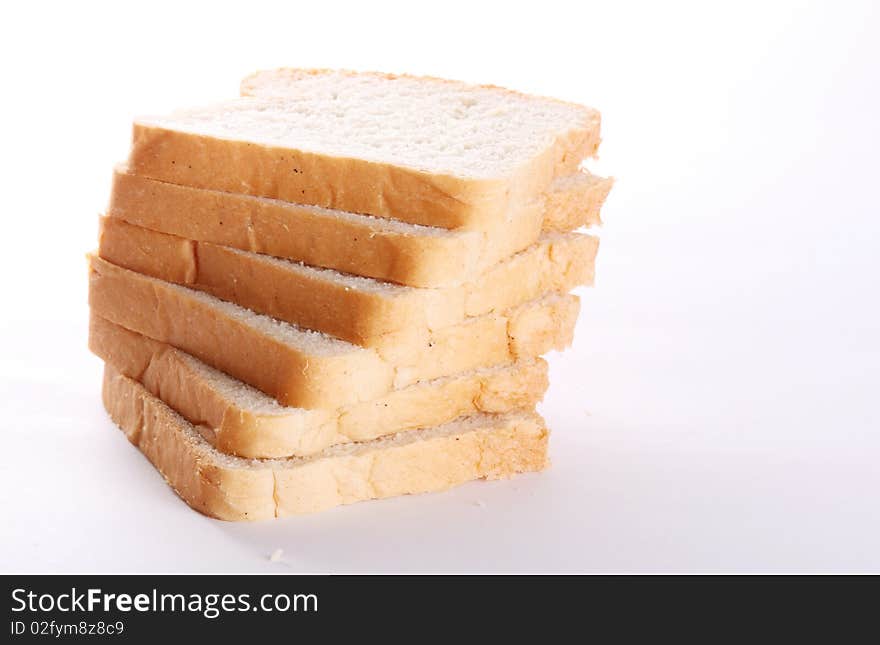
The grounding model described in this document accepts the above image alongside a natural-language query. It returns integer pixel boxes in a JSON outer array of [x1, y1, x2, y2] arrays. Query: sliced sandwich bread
[[130, 69, 601, 229], [98, 216, 598, 348], [107, 166, 612, 287], [88, 256, 579, 409], [103, 365, 549, 520], [91, 315, 549, 459]]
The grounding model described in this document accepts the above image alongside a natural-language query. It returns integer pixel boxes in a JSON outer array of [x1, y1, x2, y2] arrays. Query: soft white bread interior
[[130, 69, 601, 229], [239, 69, 596, 180], [91, 314, 549, 459], [107, 166, 612, 287], [98, 216, 598, 347], [88, 255, 580, 409], [103, 364, 550, 520]]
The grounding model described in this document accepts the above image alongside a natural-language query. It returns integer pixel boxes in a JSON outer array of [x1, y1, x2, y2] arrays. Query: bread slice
[[103, 365, 549, 520], [108, 167, 612, 287], [88, 256, 579, 409], [130, 69, 601, 229], [542, 171, 613, 231], [91, 314, 549, 459], [98, 216, 598, 348]]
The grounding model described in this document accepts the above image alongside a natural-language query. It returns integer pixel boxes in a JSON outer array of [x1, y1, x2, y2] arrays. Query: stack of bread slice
[[88, 69, 611, 520]]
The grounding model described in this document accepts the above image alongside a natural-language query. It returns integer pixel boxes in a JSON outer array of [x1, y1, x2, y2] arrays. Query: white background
[[1, 0, 878, 573]]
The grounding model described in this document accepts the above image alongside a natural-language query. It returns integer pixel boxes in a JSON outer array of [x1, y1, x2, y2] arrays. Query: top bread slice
[[130, 69, 601, 229], [107, 166, 612, 287]]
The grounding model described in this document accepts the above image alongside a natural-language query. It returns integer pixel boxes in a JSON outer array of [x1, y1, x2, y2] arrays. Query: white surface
[[1, 0, 878, 573]]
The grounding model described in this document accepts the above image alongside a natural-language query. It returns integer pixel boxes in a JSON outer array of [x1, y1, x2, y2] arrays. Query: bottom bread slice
[[102, 365, 550, 520]]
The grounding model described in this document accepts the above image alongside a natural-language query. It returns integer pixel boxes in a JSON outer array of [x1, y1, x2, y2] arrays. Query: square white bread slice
[[91, 314, 549, 459], [130, 69, 601, 229], [98, 216, 598, 348], [88, 256, 579, 409], [107, 167, 613, 287], [103, 364, 550, 520]]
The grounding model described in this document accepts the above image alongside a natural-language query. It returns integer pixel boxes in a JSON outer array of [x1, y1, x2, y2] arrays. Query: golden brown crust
[[98, 216, 597, 347], [464, 234, 597, 318], [108, 168, 483, 288], [88, 255, 578, 408], [128, 123, 505, 230], [383, 293, 578, 387], [128, 72, 601, 231], [91, 314, 549, 459], [103, 365, 549, 520], [88, 255, 393, 409], [107, 167, 609, 286]]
